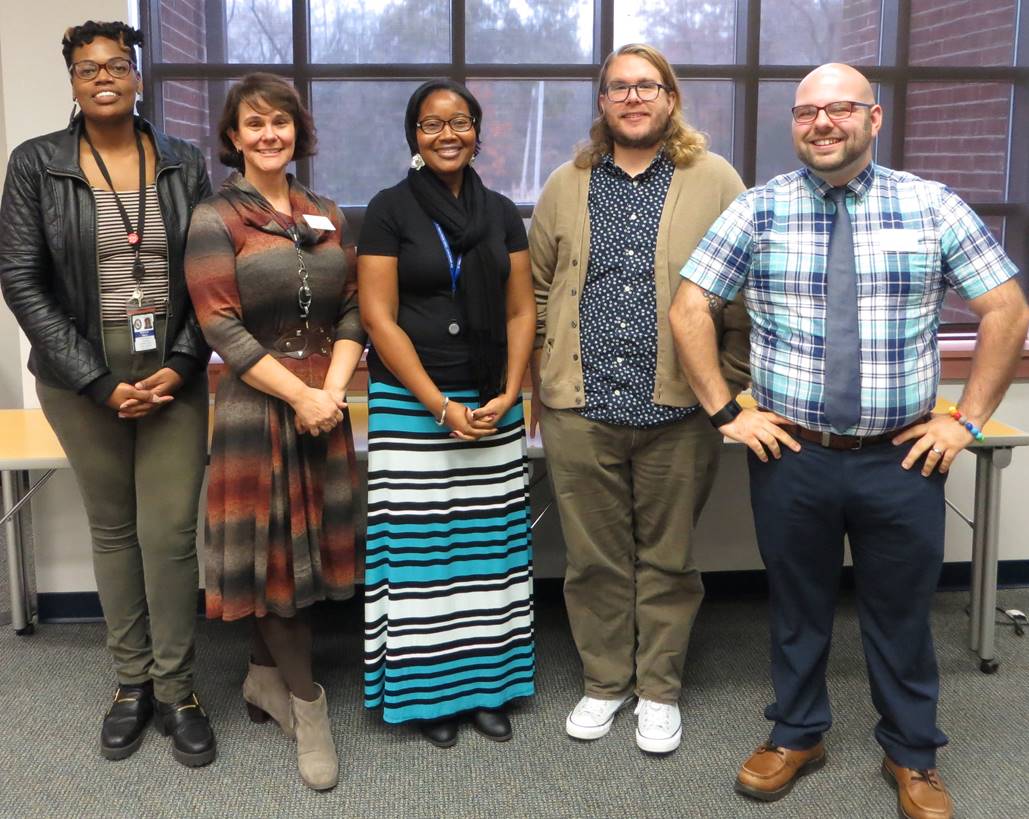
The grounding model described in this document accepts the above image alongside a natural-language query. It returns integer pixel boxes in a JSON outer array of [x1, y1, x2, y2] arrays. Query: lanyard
[[432, 222, 462, 295], [83, 127, 147, 290]]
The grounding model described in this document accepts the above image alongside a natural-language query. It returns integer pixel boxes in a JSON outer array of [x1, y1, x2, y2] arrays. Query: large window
[[142, 0, 1027, 328]]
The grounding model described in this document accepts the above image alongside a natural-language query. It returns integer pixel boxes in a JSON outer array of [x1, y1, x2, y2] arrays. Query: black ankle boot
[[419, 718, 459, 748], [472, 708, 512, 742], [100, 680, 154, 760], [154, 692, 217, 767]]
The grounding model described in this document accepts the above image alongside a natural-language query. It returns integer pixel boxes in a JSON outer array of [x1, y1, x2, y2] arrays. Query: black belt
[[266, 326, 333, 360]]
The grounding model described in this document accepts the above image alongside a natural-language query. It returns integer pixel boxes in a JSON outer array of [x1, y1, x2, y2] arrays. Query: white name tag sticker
[[878, 229, 923, 252], [302, 213, 335, 231]]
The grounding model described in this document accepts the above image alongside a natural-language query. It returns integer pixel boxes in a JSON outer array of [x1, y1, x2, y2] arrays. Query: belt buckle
[[849, 436, 863, 451], [820, 431, 832, 448]]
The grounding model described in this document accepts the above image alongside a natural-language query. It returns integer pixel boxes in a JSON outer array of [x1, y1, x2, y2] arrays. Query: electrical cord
[[963, 604, 1027, 636]]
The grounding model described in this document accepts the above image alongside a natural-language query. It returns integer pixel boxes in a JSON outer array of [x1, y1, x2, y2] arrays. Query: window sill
[[941, 338, 1029, 380]]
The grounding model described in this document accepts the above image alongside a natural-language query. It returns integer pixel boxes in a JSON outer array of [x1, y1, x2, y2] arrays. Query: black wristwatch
[[708, 398, 742, 429]]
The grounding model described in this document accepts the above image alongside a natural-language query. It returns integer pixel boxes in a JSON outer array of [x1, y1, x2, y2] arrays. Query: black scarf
[[407, 165, 507, 403]]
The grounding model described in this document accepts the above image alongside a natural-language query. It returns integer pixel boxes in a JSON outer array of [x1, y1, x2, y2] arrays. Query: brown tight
[[251, 612, 319, 701]]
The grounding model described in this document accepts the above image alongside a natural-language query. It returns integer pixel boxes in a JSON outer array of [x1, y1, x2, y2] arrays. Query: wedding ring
[[931, 447, 944, 455]]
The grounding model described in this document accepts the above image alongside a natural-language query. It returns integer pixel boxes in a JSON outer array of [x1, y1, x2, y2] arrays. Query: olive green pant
[[540, 407, 721, 704], [37, 321, 208, 703]]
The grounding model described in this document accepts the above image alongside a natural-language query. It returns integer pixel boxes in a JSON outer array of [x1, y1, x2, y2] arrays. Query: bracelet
[[948, 405, 985, 442], [708, 398, 742, 429], [436, 395, 450, 426]]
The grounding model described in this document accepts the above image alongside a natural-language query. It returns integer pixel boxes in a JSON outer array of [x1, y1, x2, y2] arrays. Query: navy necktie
[[824, 187, 861, 432]]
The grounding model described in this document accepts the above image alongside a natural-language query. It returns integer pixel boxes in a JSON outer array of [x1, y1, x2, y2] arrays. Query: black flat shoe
[[154, 692, 216, 767], [419, 719, 458, 748], [472, 709, 512, 742], [100, 681, 154, 760]]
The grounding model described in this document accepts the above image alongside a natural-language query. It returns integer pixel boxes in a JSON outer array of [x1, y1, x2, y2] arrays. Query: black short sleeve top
[[358, 176, 528, 389]]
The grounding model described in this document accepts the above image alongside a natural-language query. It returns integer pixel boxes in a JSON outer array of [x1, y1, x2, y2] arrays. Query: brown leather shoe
[[735, 741, 827, 801], [882, 757, 954, 819]]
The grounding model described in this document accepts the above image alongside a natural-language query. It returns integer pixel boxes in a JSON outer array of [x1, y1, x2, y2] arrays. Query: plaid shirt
[[681, 163, 1018, 436]]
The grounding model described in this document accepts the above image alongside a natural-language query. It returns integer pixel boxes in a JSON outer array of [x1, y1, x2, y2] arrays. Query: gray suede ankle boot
[[242, 662, 296, 739]]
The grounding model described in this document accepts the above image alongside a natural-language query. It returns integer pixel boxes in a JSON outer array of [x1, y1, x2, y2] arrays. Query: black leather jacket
[[0, 116, 212, 403]]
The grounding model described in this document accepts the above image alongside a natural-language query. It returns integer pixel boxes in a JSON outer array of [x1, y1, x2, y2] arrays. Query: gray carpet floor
[[2, 589, 1028, 819]]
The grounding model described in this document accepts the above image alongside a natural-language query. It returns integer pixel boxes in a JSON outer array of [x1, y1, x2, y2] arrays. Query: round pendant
[[132, 258, 146, 279], [127, 232, 140, 246], [447, 321, 461, 336]]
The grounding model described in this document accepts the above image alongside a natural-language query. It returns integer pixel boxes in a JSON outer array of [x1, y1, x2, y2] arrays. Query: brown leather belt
[[780, 415, 930, 451]]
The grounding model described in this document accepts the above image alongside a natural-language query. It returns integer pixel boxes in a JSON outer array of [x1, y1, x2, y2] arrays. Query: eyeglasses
[[603, 81, 670, 103], [69, 57, 135, 81], [791, 100, 874, 124], [416, 115, 476, 135]]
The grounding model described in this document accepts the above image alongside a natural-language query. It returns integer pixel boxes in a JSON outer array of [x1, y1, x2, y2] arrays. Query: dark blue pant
[[748, 440, 950, 769]]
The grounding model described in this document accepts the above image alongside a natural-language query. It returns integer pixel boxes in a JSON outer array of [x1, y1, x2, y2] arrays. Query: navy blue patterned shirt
[[579, 152, 696, 427]]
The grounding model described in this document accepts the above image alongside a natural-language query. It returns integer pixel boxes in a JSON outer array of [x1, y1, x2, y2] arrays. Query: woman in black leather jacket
[[0, 21, 215, 768]]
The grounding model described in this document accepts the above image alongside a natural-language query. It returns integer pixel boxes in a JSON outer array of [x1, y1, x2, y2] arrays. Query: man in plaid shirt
[[670, 63, 1027, 819]]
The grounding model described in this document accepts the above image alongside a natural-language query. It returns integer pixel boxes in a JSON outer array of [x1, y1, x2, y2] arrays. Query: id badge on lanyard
[[127, 281, 157, 353]]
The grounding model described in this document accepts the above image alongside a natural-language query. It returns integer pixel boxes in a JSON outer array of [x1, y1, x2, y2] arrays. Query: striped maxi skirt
[[363, 381, 535, 724]]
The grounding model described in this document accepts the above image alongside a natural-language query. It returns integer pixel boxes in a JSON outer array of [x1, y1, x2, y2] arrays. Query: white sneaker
[[565, 695, 630, 740], [634, 698, 682, 753]]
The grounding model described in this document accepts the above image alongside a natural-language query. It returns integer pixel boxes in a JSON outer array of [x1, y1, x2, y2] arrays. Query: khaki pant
[[37, 321, 208, 703], [540, 407, 721, 703]]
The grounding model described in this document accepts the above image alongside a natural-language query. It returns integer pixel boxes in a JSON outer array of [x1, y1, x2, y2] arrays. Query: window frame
[[140, 0, 1028, 332]]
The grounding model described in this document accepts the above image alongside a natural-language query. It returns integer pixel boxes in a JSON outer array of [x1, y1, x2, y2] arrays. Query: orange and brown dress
[[185, 173, 364, 621]]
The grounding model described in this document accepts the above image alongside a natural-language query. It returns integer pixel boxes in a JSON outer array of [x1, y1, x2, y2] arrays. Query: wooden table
[[2, 400, 1025, 674]]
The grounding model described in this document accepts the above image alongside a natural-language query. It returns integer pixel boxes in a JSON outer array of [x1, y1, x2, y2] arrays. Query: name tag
[[127, 307, 157, 353], [878, 229, 923, 252], [302, 213, 335, 231]]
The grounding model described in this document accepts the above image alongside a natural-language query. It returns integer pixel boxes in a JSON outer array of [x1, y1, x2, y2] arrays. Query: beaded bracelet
[[948, 406, 985, 442], [436, 395, 450, 426]]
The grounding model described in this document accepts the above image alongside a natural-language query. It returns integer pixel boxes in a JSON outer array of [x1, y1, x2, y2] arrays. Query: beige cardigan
[[528, 152, 751, 410]]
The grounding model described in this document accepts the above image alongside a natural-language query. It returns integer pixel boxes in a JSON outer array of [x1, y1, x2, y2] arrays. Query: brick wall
[[909, 0, 1017, 67], [156, 0, 211, 169], [904, 0, 1015, 204], [907, 1, 1016, 322], [837, 0, 880, 65]]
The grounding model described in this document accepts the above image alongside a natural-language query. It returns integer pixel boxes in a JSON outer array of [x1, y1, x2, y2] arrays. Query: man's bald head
[[795, 63, 875, 107]]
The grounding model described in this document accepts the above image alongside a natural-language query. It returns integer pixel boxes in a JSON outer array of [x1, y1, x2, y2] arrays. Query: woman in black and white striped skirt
[[357, 79, 536, 748]]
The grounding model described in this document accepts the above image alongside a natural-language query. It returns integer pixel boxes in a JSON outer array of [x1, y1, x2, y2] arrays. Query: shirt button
[[614, 390, 621, 396], [575, 398, 582, 405], [570, 288, 577, 296], [572, 353, 578, 361], [571, 320, 577, 328], [625, 249, 634, 257], [616, 357, 623, 364], [572, 259, 578, 266], [630, 213, 637, 221], [624, 285, 631, 292], [574, 385, 581, 392], [620, 322, 627, 328]]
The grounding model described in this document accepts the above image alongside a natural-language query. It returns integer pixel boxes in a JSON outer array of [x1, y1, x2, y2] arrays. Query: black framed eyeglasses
[[416, 115, 476, 135], [69, 57, 135, 81], [791, 100, 874, 124], [603, 81, 670, 103]]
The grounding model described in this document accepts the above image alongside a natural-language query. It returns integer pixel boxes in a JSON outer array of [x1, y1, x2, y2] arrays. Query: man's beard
[[607, 112, 669, 150]]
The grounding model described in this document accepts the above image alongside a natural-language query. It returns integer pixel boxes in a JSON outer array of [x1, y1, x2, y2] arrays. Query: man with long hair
[[528, 44, 749, 753]]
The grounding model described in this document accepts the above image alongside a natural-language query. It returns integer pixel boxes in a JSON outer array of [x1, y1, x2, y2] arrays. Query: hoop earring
[[410, 153, 425, 170]]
